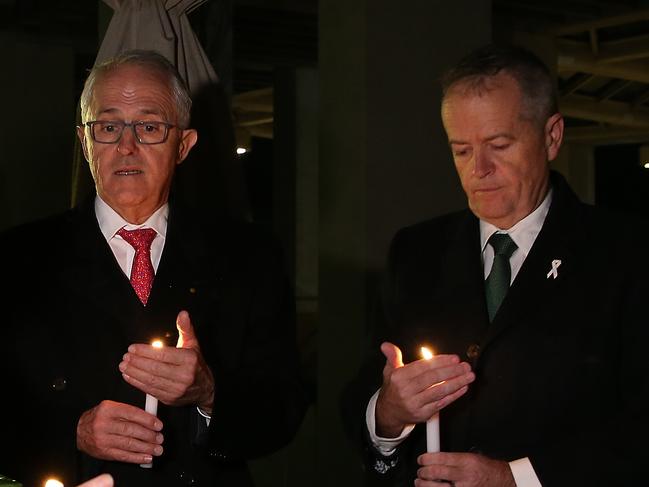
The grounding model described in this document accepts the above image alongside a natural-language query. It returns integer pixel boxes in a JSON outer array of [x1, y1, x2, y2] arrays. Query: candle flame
[[44, 480, 64, 487], [420, 346, 434, 360], [151, 339, 164, 348]]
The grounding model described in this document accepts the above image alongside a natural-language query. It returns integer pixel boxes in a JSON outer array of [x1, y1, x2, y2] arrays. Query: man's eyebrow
[[97, 108, 120, 116], [485, 133, 515, 142], [448, 133, 515, 145], [448, 139, 468, 146], [139, 108, 164, 116], [96, 108, 164, 117]]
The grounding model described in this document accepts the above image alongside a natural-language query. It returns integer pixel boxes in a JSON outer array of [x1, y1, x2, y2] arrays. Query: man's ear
[[544, 113, 564, 162], [176, 128, 198, 165], [76, 126, 90, 162]]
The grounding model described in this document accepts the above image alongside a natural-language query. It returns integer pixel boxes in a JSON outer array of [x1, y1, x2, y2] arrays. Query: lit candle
[[420, 346, 440, 453], [44, 479, 64, 487], [141, 339, 164, 469]]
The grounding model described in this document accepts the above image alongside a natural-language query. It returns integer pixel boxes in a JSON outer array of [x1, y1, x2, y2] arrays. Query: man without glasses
[[346, 44, 649, 487]]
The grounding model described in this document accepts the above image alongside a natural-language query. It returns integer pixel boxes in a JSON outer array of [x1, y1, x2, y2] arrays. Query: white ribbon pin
[[546, 259, 562, 279]]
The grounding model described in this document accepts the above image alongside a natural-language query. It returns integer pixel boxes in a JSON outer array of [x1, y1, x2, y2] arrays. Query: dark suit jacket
[[1, 198, 307, 487], [345, 173, 649, 486]]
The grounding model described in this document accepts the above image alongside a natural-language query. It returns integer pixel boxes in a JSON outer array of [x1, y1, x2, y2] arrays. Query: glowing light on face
[[420, 346, 434, 360], [151, 339, 164, 348]]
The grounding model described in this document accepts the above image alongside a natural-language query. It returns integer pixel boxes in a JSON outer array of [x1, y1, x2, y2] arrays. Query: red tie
[[118, 227, 157, 305]]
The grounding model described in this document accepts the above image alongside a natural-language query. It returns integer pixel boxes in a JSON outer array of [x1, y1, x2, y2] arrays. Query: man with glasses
[[1, 50, 306, 487]]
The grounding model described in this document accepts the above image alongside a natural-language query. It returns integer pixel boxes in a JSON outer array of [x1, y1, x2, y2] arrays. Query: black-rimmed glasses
[[83, 120, 176, 145]]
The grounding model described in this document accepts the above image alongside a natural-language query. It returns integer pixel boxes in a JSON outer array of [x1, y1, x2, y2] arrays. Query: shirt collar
[[94, 195, 169, 241], [479, 187, 553, 255]]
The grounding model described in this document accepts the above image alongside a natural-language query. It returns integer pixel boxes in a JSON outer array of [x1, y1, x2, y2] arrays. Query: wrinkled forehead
[[89, 64, 177, 119]]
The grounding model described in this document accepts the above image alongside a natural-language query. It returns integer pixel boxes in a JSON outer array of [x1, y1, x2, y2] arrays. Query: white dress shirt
[[94, 196, 211, 424], [366, 190, 553, 487], [94, 195, 168, 276]]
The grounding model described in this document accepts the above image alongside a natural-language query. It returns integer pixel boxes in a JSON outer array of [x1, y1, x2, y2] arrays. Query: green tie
[[485, 233, 518, 322]]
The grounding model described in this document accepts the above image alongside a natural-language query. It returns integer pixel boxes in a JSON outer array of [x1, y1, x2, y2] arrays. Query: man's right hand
[[375, 342, 475, 438], [76, 400, 164, 464]]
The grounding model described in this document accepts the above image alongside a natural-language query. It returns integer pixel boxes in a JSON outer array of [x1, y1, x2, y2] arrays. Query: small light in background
[[45, 479, 64, 487], [640, 145, 649, 169], [236, 147, 248, 155]]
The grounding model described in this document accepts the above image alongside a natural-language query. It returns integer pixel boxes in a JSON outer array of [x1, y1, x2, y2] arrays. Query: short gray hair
[[80, 50, 193, 128], [441, 44, 558, 127]]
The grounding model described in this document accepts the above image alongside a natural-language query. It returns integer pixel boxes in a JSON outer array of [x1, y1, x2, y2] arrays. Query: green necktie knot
[[489, 233, 518, 258], [485, 233, 518, 321]]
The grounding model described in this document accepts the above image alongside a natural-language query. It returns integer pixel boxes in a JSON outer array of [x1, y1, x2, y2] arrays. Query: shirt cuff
[[366, 389, 416, 455], [509, 457, 543, 487], [197, 406, 211, 427]]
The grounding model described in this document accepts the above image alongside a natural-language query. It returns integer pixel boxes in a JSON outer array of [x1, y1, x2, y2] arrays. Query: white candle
[[420, 346, 440, 453], [140, 339, 163, 469]]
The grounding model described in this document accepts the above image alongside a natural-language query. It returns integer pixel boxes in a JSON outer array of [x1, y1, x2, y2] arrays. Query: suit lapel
[[481, 174, 583, 350], [400, 212, 490, 362], [58, 201, 142, 337], [146, 204, 228, 346]]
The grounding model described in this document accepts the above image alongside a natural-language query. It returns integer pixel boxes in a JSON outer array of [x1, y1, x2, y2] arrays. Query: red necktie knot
[[118, 227, 157, 305]]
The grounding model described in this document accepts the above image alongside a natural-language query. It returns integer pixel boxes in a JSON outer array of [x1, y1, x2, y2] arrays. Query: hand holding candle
[[375, 342, 475, 441], [420, 346, 440, 453]]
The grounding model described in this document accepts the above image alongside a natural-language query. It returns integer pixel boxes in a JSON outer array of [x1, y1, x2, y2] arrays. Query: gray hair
[[79, 50, 193, 128], [441, 44, 558, 127]]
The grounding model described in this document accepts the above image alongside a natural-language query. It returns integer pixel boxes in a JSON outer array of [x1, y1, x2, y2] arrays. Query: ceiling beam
[[555, 8, 649, 35], [560, 94, 649, 128], [234, 111, 274, 127], [247, 123, 273, 139], [596, 34, 649, 63], [561, 73, 594, 96], [558, 41, 649, 83], [596, 79, 632, 101], [564, 125, 649, 145]]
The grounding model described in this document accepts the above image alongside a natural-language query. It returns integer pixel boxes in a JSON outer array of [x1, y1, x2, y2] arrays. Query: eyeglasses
[[83, 120, 176, 145]]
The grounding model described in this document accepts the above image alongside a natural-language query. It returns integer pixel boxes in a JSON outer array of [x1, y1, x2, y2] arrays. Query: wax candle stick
[[420, 347, 440, 453], [140, 339, 163, 469]]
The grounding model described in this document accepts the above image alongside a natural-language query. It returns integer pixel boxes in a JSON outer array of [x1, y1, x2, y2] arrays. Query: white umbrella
[[96, 0, 218, 95]]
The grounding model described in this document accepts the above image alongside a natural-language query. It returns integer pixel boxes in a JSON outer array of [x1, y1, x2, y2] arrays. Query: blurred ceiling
[[233, 0, 649, 148], [2, 0, 649, 146], [495, 0, 649, 145]]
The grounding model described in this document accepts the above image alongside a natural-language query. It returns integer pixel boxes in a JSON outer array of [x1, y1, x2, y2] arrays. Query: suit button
[[466, 343, 480, 360], [178, 471, 196, 485], [51, 377, 67, 392]]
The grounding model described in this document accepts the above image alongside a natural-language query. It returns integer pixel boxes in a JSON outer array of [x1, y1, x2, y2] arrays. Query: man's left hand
[[119, 310, 215, 413], [77, 474, 114, 487], [415, 452, 516, 487]]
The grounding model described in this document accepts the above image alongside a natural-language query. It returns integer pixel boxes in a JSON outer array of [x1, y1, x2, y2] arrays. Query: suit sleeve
[[341, 226, 422, 484], [203, 228, 309, 461]]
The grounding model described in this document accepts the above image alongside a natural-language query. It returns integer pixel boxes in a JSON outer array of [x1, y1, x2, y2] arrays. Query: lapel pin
[[546, 259, 562, 279]]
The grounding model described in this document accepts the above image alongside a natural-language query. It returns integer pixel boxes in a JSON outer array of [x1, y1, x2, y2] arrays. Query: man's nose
[[116, 126, 138, 155], [472, 149, 494, 177]]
